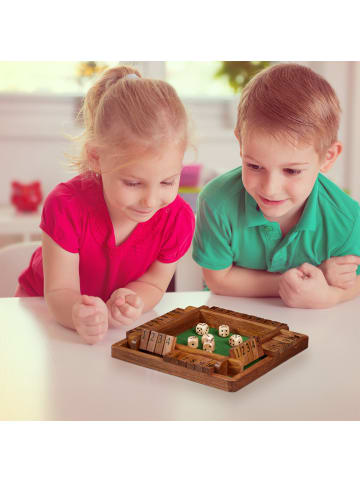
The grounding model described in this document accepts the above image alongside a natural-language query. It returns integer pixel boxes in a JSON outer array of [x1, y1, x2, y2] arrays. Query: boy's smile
[[240, 130, 328, 232], [258, 195, 287, 206]]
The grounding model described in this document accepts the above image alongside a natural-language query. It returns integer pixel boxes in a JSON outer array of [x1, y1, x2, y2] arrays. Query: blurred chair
[[0, 241, 40, 297]]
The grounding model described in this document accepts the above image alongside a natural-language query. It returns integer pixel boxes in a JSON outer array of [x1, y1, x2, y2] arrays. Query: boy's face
[[240, 130, 330, 228]]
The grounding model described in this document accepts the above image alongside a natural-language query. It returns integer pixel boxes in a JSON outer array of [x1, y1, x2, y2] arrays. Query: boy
[[192, 63, 360, 309]]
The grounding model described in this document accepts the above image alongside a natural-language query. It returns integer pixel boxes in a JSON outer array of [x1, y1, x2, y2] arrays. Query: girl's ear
[[86, 142, 101, 173], [320, 141, 343, 173]]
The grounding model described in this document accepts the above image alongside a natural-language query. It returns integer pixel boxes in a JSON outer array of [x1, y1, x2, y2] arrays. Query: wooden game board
[[111, 305, 309, 392]]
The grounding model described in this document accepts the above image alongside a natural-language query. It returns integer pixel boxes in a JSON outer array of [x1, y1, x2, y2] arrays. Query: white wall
[[0, 94, 78, 205], [1, 62, 358, 291], [1, 62, 358, 207], [347, 62, 360, 201]]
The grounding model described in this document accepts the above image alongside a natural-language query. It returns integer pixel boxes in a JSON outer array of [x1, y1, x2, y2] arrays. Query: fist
[[319, 255, 360, 289], [279, 263, 335, 309], [72, 295, 108, 345], [107, 288, 144, 328]]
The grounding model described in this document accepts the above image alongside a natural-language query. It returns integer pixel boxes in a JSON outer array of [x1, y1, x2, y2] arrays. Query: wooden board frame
[[111, 305, 309, 392]]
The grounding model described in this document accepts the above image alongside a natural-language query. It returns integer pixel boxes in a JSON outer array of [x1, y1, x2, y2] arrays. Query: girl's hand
[[279, 263, 339, 309], [106, 288, 144, 328], [319, 255, 360, 289], [72, 295, 109, 344]]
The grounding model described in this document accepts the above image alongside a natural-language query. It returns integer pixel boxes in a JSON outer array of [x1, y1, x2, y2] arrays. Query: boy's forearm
[[126, 280, 165, 312], [45, 289, 83, 330], [206, 266, 281, 297], [331, 276, 360, 305]]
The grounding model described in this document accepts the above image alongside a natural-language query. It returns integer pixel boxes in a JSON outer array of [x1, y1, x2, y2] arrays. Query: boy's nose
[[261, 173, 281, 197]]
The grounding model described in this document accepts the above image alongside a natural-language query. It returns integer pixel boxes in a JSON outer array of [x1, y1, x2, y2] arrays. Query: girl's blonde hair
[[235, 63, 341, 158], [71, 65, 189, 172]]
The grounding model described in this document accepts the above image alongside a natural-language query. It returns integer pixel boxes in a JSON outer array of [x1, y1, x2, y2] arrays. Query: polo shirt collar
[[244, 191, 272, 228], [294, 177, 318, 232], [243, 176, 319, 231]]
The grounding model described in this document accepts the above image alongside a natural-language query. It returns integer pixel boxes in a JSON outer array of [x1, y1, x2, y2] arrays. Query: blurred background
[[1, 61, 359, 290]]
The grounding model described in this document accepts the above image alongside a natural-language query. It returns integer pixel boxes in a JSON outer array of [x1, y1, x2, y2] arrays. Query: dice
[[229, 334, 243, 346], [203, 340, 215, 352], [201, 333, 214, 345], [218, 324, 230, 337], [195, 323, 209, 336], [188, 336, 199, 348]]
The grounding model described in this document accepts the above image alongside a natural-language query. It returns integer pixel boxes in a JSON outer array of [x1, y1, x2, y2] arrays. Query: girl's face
[[99, 143, 184, 225]]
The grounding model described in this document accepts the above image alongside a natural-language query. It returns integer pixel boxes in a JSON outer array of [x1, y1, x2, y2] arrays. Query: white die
[[229, 334, 243, 346], [203, 340, 215, 352], [218, 324, 230, 337], [201, 333, 214, 344], [188, 336, 199, 348], [195, 323, 209, 336]]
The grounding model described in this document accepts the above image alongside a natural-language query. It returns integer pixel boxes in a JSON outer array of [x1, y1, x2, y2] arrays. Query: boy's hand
[[72, 295, 109, 345], [106, 288, 144, 328], [319, 255, 360, 289], [279, 263, 338, 309]]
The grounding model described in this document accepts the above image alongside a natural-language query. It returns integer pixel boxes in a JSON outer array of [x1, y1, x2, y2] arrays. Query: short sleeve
[[192, 192, 233, 270], [40, 183, 83, 253], [157, 199, 195, 263], [331, 213, 360, 275]]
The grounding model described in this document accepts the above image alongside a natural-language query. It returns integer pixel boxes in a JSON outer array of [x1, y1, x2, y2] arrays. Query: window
[[166, 61, 234, 98], [0, 61, 120, 95], [0, 61, 266, 98]]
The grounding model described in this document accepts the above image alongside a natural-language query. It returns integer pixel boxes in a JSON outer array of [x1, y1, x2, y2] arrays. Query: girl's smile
[[99, 143, 184, 226]]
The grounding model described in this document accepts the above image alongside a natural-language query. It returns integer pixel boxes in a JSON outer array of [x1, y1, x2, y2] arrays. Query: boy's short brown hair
[[235, 63, 341, 158]]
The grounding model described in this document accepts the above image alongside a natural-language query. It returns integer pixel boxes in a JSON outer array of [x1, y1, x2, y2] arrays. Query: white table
[[1, 292, 359, 420], [0, 205, 41, 241]]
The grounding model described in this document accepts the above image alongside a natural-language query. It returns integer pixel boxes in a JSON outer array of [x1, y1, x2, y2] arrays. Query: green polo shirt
[[192, 167, 360, 274]]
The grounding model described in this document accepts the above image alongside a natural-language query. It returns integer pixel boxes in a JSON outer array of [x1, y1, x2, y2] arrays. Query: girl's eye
[[284, 168, 302, 175], [246, 163, 261, 171], [161, 181, 175, 186], [123, 181, 140, 187]]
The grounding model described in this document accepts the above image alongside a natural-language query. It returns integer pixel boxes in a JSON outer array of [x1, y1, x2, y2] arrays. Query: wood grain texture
[[112, 306, 309, 392]]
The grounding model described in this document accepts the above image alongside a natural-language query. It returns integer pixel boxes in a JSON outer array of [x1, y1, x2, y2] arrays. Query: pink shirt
[[19, 174, 195, 301]]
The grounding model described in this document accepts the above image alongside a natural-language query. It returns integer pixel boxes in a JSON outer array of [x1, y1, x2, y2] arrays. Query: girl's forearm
[[125, 280, 165, 312], [45, 288, 83, 330], [206, 266, 281, 298]]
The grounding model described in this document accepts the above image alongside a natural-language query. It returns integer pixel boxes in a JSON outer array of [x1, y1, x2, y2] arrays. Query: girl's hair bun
[[103, 66, 142, 91], [69, 64, 189, 173]]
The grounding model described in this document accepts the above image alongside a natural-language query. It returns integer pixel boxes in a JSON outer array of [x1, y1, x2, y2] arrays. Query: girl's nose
[[142, 189, 158, 208]]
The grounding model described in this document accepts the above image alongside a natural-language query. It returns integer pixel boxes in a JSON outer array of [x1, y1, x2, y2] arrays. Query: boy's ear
[[234, 128, 242, 156], [86, 143, 101, 172], [320, 141, 343, 173]]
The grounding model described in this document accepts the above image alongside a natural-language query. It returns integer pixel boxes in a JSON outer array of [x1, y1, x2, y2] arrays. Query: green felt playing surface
[[176, 327, 249, 357]]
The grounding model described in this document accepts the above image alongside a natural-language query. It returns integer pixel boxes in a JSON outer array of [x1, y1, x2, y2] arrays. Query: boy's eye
[[246, 163, 262, 171], [284, 168, 302, 175]]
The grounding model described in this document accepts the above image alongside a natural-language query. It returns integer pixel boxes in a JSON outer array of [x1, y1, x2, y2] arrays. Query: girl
[[16, 65, 195, 344]]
